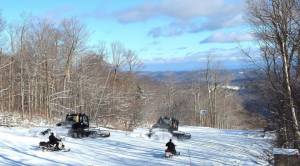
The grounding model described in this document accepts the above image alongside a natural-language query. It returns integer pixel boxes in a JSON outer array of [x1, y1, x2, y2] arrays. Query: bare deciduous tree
[[247, 0, 300, 148]]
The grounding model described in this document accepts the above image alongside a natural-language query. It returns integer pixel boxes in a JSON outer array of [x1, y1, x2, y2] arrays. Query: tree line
[[0, 14, 263, 130]]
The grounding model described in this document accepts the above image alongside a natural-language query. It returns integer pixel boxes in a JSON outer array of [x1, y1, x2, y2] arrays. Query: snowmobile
[[165, 150, 180, 158], [164, 139, 180, 158], [56, 113, 110, 138], [39, 140, 70, 152], [148, 116, 191, 140]]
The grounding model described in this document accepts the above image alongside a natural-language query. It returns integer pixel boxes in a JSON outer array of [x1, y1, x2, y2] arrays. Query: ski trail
[[0, 126, 274, 166]]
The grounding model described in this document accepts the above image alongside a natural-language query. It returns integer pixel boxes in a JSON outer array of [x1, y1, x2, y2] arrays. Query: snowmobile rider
[[48, 132, 61, 149], [165, 139, 176, 154]]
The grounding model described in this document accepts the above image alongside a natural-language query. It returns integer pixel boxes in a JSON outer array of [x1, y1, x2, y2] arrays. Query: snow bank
[[221, 85, 241, 91], [273, 148, 299, 155]]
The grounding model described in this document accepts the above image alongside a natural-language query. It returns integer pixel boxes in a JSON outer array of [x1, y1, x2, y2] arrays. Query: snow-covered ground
[[0, 126, 274, 166]]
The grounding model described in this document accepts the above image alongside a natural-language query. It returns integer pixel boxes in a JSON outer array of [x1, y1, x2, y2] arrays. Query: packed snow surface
[[0, 126, 273, 166]]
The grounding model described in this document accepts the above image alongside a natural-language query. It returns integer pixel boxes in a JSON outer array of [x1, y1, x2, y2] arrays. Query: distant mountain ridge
[[137, 69, 255, 85]]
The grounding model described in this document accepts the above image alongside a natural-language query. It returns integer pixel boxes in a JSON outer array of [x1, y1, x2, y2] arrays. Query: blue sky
[[0, 0, 257, 71]]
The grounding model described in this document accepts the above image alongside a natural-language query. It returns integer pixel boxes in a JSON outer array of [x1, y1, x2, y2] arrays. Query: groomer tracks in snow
[[0, 126, 274, 166]]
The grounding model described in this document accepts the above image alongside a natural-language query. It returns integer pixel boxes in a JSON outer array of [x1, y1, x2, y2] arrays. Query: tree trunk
[[282, 53, 300, 143]]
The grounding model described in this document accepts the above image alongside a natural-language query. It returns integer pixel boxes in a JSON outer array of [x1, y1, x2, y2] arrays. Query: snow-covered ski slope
[[0, 126, 274, 166]]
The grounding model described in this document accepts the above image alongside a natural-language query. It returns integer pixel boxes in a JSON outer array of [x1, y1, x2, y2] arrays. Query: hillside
[[0, 126, 274, 166]]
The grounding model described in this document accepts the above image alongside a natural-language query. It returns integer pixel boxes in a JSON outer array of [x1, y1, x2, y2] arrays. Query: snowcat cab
[[152, 116, 179, 131], [66, 113, 89, 129], [56, 113, 89, 128], [148, 116, 191, 140], [56, 113, 110, 138]]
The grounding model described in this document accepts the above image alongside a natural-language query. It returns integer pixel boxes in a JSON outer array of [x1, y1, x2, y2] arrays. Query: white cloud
[[159, 0, 227, 19], [123, 0, 246, 38], [148, 14, 246, 38], [148, 22, 185, 37], [200, 32, 254, 43], [116, 2, 159, 23], [87, 0, 246, 38], [116, 0, 243, 23]]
